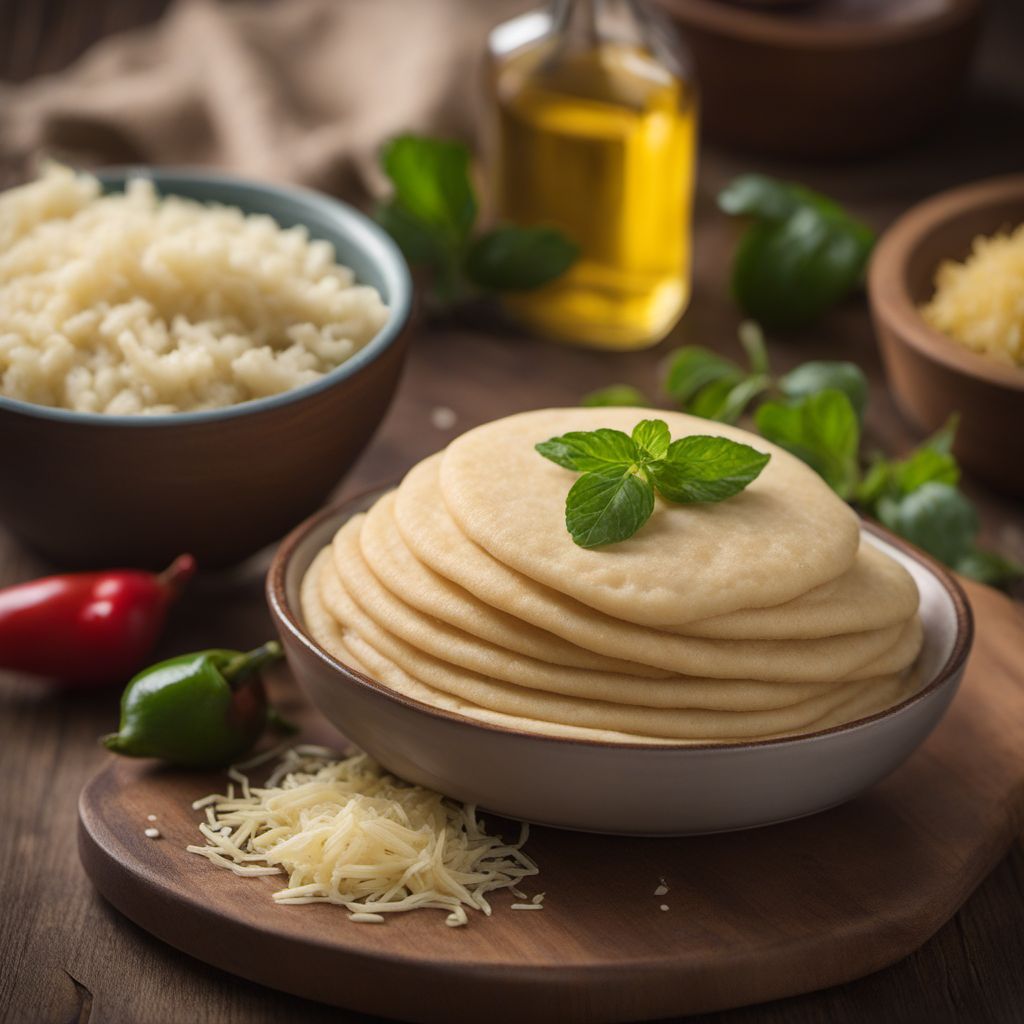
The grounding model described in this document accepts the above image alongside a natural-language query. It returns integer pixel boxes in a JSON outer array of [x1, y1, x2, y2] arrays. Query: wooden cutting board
[[78, 577, 1024, 1024]]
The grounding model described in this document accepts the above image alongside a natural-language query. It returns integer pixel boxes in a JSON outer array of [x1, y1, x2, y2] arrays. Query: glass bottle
[[487, 0, 698, 350]]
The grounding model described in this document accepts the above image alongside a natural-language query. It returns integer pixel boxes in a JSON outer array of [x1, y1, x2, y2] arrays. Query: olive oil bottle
[[488, 0, 697, 350]]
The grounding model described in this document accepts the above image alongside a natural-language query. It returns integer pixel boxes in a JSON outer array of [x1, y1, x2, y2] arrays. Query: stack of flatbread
[[302, 408, 923, 745]]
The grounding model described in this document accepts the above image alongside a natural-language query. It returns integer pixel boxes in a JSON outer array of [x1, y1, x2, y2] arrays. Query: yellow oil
[[492, 42, 697, 350]]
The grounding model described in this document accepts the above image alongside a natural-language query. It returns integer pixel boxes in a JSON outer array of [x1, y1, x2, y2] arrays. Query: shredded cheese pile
[[920, 223, 1024, 367], [187, 746, 540, 927]]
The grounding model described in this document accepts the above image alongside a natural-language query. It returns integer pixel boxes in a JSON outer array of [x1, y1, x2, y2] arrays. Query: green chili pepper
[[103, 642, 284, 768]]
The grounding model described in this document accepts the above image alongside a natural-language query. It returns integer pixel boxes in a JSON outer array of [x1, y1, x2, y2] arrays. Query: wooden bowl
[[0, 170, 412, 570], [654, 0, 983, 157], [267, 488, 972, 837], [869, 176, 1024, 497]]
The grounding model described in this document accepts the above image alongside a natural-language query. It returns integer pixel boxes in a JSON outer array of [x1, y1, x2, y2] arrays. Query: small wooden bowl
[[869, 176, 1024, 497], [655, 0, 983, 158]]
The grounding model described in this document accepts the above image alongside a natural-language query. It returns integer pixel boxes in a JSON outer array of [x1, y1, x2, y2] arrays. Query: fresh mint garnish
[[536, 420, 770, 548]]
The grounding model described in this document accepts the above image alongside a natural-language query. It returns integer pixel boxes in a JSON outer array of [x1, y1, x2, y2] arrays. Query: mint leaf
[[631, 419, 670, 461], [649, 436, 770, 503], [780, 361, 868, 420], [381, 136, 476, 241], [466, 225, 578, 291], [535, 429, 638, 472], [564, 466, 654, 548], [664, 347, 741, 407], [540, 421, 770, 548], [720, 175, 875, 329], [755, 389, 860, 498], [738, 321, 770, 376], [876, 482, 977, 566], [582, 384, 651, 408]]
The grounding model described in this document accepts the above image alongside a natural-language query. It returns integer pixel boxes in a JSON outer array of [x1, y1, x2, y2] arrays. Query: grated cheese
[[187, 748, 539, 926], [920, 223, 1024, 367]]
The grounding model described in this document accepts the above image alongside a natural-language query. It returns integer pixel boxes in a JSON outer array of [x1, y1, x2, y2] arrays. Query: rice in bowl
[[0, 164, 390, 415]]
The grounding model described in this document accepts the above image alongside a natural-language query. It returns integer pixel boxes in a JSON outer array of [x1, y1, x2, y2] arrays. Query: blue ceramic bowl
[[0, 168, 412, 569]]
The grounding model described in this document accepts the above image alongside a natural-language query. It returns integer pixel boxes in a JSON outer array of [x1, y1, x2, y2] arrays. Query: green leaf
[[731, 209, 874, 329], [721, 175, 876, 330], [738, 320, 770, 376], [581, 384, 651, 408], [376, 199, 446, 268], [779, 361, 869, 420], [955, 548, 1024, 588], [564, 466, 655, 548], [923, 414, 959, 456], [663, 347, 742, 406], [381, 135, 477, 241], [755, 390, 861, 498], [535, 429, 638, 472], [631, 419, 670, 461], [718, 175, 807, 221], [876, 483, 977, 566], [465, 225, 578, 291], [649, 436, 771, 504]]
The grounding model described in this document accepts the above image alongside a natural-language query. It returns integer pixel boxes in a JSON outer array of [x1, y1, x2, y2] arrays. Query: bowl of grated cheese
[[869, 175, 1024, 497]]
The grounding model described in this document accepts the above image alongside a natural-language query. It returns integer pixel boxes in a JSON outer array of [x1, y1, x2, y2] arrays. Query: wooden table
[[2, 2, 1023, 1022]]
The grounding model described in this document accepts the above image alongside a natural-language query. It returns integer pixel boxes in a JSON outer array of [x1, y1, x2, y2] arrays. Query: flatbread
[[358, 491, 668, 676], [302, 551, 919, 745], [309, 551, 916, 742], [438, 408, 860, 625], [327, 519, 866, 711], [672, 542, 919, 640], [371, 477, 917, 644], [394, 457, 906, 683]]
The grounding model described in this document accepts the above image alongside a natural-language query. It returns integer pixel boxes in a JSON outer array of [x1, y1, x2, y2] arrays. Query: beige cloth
[[0, 0, 527, 200]]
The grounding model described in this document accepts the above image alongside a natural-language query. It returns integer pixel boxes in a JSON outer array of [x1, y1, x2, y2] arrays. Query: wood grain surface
[[75, 574, 1024, 1024], [2, 2, 1024, 1023]]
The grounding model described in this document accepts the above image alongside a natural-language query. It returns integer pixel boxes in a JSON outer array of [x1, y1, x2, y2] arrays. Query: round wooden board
[[78, 578, 1024, 1024]]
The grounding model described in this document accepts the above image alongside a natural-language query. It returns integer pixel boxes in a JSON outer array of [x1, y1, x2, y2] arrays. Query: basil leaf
[[564, 466, 655, 548], [466, 225, 578, 291], [876, 483, 977, 566], [731, 209, 874, 329], [664, 347, 742, 406], [955, 548, 1024, 588], [755, 390, 860, 498], [381, 135, 476, 241], [780, 361, 868, 420], [535, 429, 638, 472], [582, 384, 651, 408], [649, 436, 770, 503], [631, 419, 670, 461]]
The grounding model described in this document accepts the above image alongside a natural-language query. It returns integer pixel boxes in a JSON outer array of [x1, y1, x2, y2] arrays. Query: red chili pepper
[[0, 555, 196, 687]]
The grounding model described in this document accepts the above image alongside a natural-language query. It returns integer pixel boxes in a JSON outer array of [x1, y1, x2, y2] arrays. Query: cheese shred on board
[[186, 746, 540, 927]]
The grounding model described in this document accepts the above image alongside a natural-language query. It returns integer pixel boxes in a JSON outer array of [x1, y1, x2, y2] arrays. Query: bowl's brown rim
[[656, 0, 982, 50], [267, 486, 973, 754], [869, 174, 1024, 393]]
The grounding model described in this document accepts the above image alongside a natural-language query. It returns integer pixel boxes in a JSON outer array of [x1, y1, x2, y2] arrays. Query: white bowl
[[267, 490, 972, 836]]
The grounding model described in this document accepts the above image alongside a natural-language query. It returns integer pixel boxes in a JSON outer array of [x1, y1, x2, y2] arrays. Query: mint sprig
[[537, 420, 770, 548], [376, 134, 578, 310]]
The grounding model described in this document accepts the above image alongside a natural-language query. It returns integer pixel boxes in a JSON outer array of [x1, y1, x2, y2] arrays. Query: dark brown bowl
[[868, 175, 1024, 497], [655, 0, 983, 158], [0, 170, 412, 569]]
